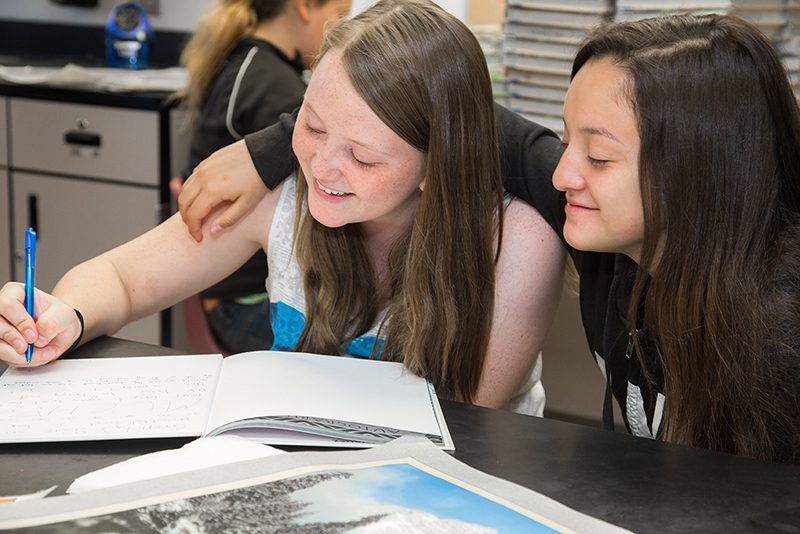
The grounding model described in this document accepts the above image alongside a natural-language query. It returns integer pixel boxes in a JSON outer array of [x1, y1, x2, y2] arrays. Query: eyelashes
[[304, 123, 378, 169], [351, 150, 377, 169], [560, 141, 610, 168], [587, 156, 609, 168]]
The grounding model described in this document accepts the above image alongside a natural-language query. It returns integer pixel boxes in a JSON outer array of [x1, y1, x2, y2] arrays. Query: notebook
[[0, 351, 453, 450]]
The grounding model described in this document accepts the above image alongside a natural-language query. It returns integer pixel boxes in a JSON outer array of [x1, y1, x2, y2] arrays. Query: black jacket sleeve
[[495, 103, 566, 240], [244, 108, 300, 190]]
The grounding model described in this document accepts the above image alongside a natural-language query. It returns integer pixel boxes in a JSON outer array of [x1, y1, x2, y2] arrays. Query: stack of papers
[[615, 0, 733, 22], [778, 1, 800, 100], [503, 0, 613, 135], [615, 1, 796, 100], [472, 23, 510, 108], [731, 0, 787, 41], [500, 0, 800, 134]]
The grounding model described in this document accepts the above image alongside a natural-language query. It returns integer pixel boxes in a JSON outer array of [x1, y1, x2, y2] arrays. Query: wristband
[[65, 309, 85, 354]]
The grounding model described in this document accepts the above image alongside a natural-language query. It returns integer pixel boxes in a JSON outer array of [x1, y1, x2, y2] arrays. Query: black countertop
[[0, 337, 798, 533], [0, 81, 175, 111]]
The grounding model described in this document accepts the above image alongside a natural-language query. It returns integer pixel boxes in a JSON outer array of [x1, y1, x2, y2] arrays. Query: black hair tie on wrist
[[65, 309, 85, 355]]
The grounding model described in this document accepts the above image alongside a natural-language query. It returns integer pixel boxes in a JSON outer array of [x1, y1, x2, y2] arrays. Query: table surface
[[1, 337, 798, 533]]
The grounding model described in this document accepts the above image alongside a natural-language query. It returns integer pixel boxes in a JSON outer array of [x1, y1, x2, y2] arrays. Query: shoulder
[[238, 178, 290, 251], [501, 197, 561, 246], [496, 198, 565, 288], [227, 44, 305, 129], [208, 41, 304, 138], [236, 41, 305, 90]]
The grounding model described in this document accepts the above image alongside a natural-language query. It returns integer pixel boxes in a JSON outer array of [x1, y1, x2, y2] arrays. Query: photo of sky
[[292, 463, 558, 532], [17, 461, 562, 533]]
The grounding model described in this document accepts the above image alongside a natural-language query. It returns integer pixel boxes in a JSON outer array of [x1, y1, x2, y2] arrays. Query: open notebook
[[0, 351, 453, 450]]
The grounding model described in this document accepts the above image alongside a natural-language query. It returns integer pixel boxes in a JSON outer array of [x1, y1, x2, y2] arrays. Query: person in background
[[175, 13, 800, 462], [175, 0, 350, 353], [0, 0, 564, 415]]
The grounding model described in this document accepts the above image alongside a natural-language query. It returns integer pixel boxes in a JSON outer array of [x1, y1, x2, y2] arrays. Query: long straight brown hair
[[293, 0, 504, 403], [573, 15, 800, 462]]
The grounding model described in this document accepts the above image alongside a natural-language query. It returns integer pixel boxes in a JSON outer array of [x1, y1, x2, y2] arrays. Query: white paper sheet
[[67, 436, 284, 494], [0, 64, 188, 92]]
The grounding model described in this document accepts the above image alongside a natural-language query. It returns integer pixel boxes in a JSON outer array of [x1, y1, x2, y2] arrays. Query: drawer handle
[[64, 130, 102, 147]]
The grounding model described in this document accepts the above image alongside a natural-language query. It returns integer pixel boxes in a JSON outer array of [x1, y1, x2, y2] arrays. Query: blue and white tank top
[[266, 175, 386, 358], [266, 176, 544, 416]]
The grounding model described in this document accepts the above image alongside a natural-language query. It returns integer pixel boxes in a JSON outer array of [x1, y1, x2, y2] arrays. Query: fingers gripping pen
[[24, 228, 36, 363]]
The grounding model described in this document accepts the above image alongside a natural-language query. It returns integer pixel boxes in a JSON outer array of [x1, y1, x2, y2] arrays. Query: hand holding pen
[[0, 229, 81, 366]]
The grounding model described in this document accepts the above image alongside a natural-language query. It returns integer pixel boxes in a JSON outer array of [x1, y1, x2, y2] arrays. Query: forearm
[[52, 256, 135, 343]]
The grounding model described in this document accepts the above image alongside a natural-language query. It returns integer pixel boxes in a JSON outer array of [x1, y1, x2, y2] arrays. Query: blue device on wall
[[105, 3, 154, 69]]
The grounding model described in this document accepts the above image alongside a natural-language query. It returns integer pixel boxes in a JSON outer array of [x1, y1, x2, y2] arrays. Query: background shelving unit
[[502, 0, 800, 136]]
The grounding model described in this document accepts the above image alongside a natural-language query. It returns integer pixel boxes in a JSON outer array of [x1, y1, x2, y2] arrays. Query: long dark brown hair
[[574, 15, 800, 462], [293, 0, 504, 402]]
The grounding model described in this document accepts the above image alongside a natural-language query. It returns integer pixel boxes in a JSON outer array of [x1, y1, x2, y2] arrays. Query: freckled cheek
[[291, 130, 314, 173]]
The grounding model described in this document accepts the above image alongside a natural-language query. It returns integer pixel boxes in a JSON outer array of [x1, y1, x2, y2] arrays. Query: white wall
[[0, 0, 468, 32], [0, 0, 215, 32]]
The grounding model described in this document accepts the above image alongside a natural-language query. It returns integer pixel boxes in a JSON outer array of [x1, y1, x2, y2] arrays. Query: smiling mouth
[[317, 180, 350, 197], [565, 197, 597, 210]]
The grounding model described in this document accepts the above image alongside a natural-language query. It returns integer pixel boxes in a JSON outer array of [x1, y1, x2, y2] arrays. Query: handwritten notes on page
[[0, 355, 223, 443]]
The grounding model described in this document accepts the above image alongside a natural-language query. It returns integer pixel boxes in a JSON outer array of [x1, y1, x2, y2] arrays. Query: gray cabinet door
[[0, 98, 7, 167], [0, 170, 9, 285], [11, 171, 161, 345]]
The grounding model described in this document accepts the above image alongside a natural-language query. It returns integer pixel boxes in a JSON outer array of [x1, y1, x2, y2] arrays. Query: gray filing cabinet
[[5, 95, 188, 346]]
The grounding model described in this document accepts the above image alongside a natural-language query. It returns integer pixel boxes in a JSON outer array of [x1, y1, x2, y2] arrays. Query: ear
[[295, 0, 313, 24], [418, 180, 425, 192]]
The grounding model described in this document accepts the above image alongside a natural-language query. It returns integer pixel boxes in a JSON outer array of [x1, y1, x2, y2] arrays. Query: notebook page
[[0, 354, 223, 443], [205, 351, 443, 438]]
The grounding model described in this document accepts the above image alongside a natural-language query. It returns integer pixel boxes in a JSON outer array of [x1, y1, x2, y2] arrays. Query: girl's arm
[[475, 198, 566, 409], [0, 186, 280, 366], [179, 112, 299, 242]]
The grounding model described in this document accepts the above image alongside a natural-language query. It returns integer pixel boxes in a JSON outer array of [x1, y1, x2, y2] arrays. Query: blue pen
[[24, 228, 36, 363]]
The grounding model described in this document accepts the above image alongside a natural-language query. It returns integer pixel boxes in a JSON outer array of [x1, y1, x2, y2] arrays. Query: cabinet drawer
[[10, 99, 159, 185]]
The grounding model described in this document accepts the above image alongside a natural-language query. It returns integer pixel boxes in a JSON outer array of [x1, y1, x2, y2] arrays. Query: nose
[[552, 145, 583, 193], [309, 140, 343, 182]]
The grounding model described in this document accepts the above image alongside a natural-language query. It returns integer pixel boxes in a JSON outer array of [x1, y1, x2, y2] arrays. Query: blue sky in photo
[[371, 464, 559, 533], [291, 463, 561, 533]]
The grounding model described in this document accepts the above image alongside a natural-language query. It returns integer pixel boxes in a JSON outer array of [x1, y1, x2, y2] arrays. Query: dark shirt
[[243, 104, 665, 436], [184, 38, 305, 300]]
